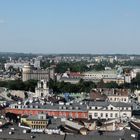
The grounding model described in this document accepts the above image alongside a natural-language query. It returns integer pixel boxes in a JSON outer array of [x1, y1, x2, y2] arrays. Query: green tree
[[131, 73, 140, 89], [24, 92, 28, 99], [104, 82, 118, 88], [24, 80, 38, 92]]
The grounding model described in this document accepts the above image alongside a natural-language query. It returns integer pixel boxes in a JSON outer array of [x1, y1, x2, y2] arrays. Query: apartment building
[[88, 101, 132, 119]]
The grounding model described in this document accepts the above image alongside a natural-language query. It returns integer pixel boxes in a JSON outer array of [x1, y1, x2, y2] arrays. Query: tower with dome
[[22, 63, 55, 82]]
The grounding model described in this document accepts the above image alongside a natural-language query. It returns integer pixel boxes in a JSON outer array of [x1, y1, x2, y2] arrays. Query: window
[[105, 113, 108, 117], [100, 113, 103, 117], [89, 114, 92, 119], [41, 93, 44, 97], [94, 113, 98, 117], [111, 107, 113, 110], [95, 107, 98, 110], [115, 113, 118, 118], [110, 113, 113, 118]]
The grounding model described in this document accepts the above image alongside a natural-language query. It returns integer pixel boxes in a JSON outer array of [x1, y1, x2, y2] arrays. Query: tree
[[7, 80, 25, 90], [24, 80, 38, 92], [131, 73, 140, 89], [0, 79, 37, 92], [97, 79, 105, 88], [7, 93, 11, 98], [104, 82, 118, 88], [94, 64, 105, 71], [24, 92, 28, 99], [48, 79, 96, 93]]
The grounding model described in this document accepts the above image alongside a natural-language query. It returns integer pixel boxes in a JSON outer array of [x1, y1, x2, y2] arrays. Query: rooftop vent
[[75, 106, 79, 110]]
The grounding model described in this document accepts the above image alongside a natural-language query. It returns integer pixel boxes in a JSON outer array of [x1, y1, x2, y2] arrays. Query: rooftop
[[82, 70, 117, 75]]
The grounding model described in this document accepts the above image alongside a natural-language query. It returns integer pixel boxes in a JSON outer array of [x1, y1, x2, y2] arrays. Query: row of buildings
[[58, 69, 125, 84], [3, 79, 139, 138], [5, 83, 132, 120], [58, 67, 140, 84], [5, 100, 132, 120], [3, 57, 140, 84]]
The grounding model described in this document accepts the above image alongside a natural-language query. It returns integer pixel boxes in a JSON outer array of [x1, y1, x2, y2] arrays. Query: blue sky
[[0, 0, 140, 54]]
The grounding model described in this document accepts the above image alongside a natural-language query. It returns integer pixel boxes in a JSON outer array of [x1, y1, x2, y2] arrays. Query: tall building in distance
[[22, 63, 55, 82]]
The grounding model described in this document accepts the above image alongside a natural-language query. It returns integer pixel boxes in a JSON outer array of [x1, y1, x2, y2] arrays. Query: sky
[[0, 0, 140, 54]]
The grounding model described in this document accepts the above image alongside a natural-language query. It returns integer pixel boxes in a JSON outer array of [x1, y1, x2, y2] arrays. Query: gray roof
[[26, 115, 47, 121], [18, 102, 88, 112], [111, 102, 132, 107], [87, 101, 132, 107], [0, 123, 138, 140], [9, 100, 132, 113]]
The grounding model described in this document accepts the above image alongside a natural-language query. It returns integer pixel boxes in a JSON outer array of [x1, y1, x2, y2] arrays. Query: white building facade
[[88, 102, 132, 119], [82, 70, 119, 81]]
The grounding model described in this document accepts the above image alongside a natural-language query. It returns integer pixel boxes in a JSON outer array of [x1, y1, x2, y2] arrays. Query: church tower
[[35, 79, 50, 97]]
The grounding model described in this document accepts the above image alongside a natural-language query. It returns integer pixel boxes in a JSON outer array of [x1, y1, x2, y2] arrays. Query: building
[[90, 88, 130, 103], [22, 63, 55, 81], [125, 75, 131, 83], [5, 102, 88, 119], [103, 77, 125, 84], [131, 68, 140, 79], [59, 77, 81, 84], [59, 70, 81, 84], [88, 101, 132, 119], [103, 88, 130, 103], [82, 69, 125, 84], [21, 113, 48, 129], [34, 59, 40, 69], [34, 80, 50, 97], [82, 70, 118, 81], [134, 90, 140, 103], [5, 100, 132, 120], [4, 62, 26, 70], [90, 89, 107, 101]]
